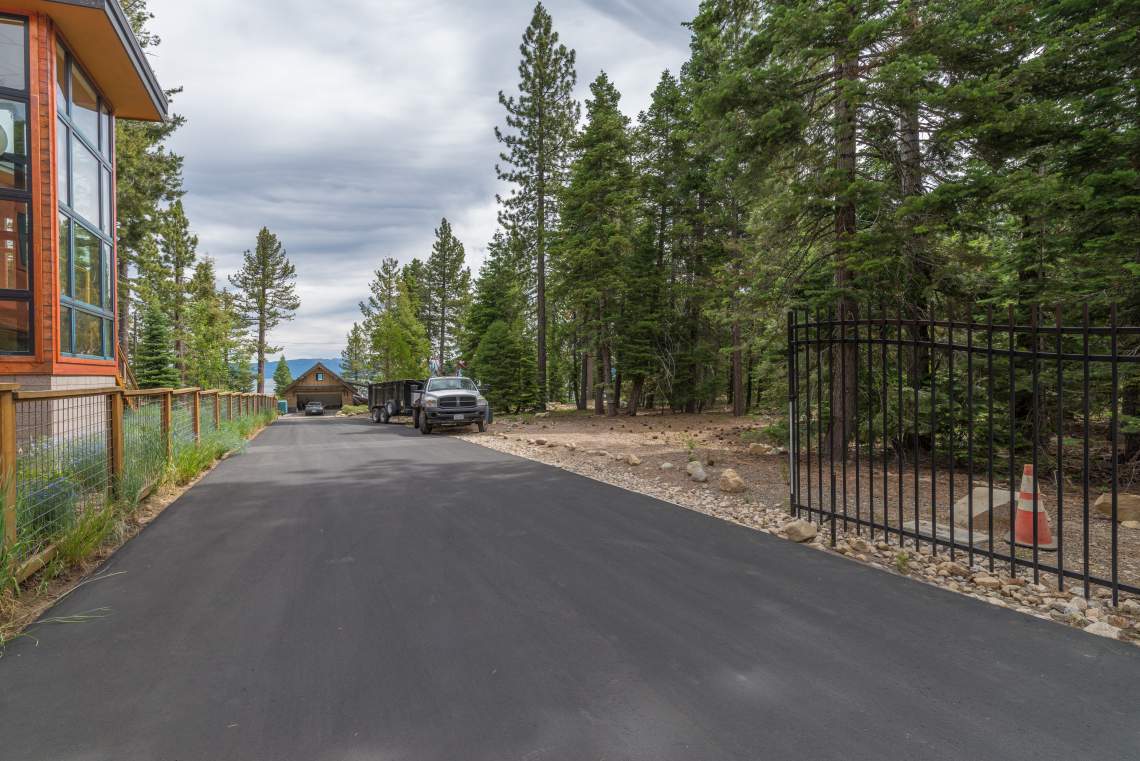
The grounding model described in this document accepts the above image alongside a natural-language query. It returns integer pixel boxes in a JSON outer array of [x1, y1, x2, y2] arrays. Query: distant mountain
[[262, 358, 350, 394]]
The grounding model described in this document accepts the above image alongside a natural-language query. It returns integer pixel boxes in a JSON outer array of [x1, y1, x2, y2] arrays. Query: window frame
[[0, 14, 32, 356], [56, 38, 115, 360]]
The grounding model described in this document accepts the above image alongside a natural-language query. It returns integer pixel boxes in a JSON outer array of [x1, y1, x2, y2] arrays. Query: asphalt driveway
[[1, 415, 1137, 760]]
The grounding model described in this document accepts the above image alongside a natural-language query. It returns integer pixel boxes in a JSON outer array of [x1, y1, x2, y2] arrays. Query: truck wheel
[[380, 407, 390, 424], [371, 407, 382, 424], [420, 414, 432, 435], [476, 420, 486, 433]]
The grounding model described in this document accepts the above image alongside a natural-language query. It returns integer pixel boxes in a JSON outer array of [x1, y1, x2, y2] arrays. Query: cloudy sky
[[145, 0, 697, 358]]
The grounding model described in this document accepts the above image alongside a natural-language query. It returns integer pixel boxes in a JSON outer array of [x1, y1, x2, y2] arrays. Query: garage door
[[298, 393, 343, 409]]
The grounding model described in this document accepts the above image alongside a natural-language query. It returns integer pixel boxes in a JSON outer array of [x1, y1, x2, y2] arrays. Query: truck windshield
[[426, 378, 477, 392]]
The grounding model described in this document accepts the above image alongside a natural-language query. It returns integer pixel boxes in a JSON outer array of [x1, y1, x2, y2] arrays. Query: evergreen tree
[[360, 257, 402, 320], [473, 319, 536, 413], [496, 2, 580, 408], [133, 303, 179, 388], [341, 323, 372, 384], [157, 200, 197, 382], [272, 353, 293, 392], [399, 258, 430, 327], [551, 72, 638, 417], [116, 0, 185, 358], [229, 227, 301, 394], [183, 258, 239, 390], [422, 218, 471, 370], [372, 286, 431, 380]]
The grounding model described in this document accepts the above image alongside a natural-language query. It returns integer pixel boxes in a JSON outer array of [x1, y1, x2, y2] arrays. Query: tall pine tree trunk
[[593, 347, 604, 415], [829, 49, 859, 459], [536, 153, 548, 411], [601, 342, 616, 417], [731, 320, 745, 416], [626, 375, 643, 416], [256, 320, 266, 394]]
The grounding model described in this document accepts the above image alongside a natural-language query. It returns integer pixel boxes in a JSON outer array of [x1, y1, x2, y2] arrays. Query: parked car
[[368, 379, 425, 424], [413, 376, 488, 434], [304, 401, 325, 416]]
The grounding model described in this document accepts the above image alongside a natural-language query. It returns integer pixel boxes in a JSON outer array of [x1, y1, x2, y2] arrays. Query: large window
[[0, 16, 29, 353], [57, 40, 114, 359]]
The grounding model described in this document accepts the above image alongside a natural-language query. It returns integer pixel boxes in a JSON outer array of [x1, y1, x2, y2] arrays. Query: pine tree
[[551, 72, 638, 417], [229, 227, 301, 394], [134, 302, 179, 388], [341, 323, 372, 384], [496, 2, 580, 408], [473, 319, 536, 413], [183, 258, 239, 389], [157, 200, 197, 382], [372, 287, 431, 380], [272, 353, 293, 391], [399, 258, 430, 327], [422, 218, 471, 370], [116, 0, 185, 359], [360, 257, 402, 320]]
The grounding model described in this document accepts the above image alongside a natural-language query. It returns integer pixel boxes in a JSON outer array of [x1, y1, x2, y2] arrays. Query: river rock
[[626, 454, 642, 466], [660, 462, 675, 471], [1083, 621, 1122, 640]]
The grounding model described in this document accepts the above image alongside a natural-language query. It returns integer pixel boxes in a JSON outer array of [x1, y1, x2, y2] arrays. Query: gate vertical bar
[[966, 311, 975, 566], [1109, 304, 1119, 605], [1054, 306, 1065, 590], [1008, 307, 1017, 578], [986, 306, 996, 572], [1082, 304, 1091, 598], [1031, 305, 1040, 583]]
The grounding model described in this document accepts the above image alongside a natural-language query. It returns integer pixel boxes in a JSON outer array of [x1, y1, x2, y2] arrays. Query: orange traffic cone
[[1011, 464, 1057, 551]]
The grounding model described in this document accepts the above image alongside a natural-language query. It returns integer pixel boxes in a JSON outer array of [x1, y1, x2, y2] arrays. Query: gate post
[[161, 389, 173, 461]]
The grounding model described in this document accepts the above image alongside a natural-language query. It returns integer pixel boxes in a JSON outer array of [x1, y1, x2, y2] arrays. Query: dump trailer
[[368, 379, 424, 424]]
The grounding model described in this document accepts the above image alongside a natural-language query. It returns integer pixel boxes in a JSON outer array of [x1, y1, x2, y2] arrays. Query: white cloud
[[145, 0, 695, 358]]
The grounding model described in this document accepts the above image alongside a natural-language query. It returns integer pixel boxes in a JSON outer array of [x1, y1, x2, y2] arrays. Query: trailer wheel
[[371, 407, 382, 424], [380, 407, 390, 424]]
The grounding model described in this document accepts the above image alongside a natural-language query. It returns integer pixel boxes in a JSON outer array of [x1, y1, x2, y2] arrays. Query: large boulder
[[1094, 493, 1140, 523], [952, 486, 1015, 530], [784, 520, 817, 543], [718, 468, 747, 493]]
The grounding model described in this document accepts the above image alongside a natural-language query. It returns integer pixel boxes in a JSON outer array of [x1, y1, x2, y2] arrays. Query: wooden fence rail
[[0, 386, 277, 583]]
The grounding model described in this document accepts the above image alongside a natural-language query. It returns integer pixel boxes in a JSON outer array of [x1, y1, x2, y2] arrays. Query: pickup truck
[[413, 376, 489, 434]]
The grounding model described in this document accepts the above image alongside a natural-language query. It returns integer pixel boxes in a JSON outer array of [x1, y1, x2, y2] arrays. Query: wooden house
[[0, 1, 167, 392]]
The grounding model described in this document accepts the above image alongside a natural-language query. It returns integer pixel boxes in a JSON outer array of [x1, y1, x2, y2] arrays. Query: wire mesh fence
[[788, 305, 1140, 603], [172, 391, 197, 456], [11, 391, 113, 562], [1, 387, 277, 577]]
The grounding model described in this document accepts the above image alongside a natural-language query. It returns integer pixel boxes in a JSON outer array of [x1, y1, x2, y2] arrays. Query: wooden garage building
[[279, 362, 355, 411]]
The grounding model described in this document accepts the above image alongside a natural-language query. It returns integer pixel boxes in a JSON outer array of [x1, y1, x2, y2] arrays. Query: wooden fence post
[[192, 390, 201, 442], [162, 389, 173, 461], [109, 390, 124, 497], [214, 393, 221, 427], [0, 384, 18, 553]]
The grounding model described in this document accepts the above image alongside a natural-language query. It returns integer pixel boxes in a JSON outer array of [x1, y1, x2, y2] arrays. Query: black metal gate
[[787, 305, 1139, 602]]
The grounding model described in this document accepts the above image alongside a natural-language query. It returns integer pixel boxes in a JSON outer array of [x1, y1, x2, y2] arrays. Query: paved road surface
[[1, 416, 1137, 760]]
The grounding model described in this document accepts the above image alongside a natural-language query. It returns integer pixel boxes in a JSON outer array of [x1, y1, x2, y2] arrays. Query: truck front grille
[[439, 395, 477, 409]]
